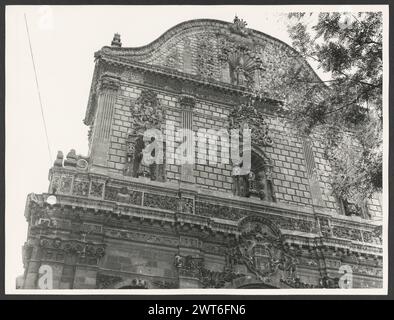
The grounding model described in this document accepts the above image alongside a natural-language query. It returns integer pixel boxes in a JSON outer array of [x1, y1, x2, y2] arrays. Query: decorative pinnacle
[[111, 33, 122, 47]]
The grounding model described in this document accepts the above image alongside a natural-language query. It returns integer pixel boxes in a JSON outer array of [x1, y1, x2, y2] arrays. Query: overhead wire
[[24, 13, 53, 165]]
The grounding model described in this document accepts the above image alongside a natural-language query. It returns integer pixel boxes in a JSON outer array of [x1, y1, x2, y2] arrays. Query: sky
[[5, 5, 380, 291]]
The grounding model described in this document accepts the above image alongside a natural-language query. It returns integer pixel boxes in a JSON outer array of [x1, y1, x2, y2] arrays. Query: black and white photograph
[[5, 4, 388, 295]]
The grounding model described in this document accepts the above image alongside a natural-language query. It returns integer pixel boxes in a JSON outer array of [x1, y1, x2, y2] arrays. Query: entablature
[[24, 166, 382, 255]]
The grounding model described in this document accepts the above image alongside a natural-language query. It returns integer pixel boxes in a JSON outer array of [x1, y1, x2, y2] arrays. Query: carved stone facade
[[20, 17, 383, 290]]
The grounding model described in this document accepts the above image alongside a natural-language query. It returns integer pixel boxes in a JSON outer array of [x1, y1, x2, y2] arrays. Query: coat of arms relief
[[228, 218, 299, 285], [175, 217, 302, 288]]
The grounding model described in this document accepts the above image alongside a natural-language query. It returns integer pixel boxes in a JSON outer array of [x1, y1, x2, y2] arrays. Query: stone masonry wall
[[103, 80, 382, 218]]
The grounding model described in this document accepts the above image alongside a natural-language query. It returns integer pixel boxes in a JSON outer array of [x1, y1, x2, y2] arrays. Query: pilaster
[[89, 73, 120, 172]]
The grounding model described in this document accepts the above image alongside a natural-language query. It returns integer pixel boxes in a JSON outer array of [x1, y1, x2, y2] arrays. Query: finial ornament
[[111, 33, 122, 47], [230, 15, 249, 36]]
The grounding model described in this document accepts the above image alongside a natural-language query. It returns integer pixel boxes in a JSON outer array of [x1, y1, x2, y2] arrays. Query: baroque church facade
[[21, 18, 383, 289]]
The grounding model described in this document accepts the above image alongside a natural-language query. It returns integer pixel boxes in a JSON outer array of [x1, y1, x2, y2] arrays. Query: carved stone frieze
[[96, 274, 149, 289], [89, 180, 104, 198], [104, 185, 142, 206], [143, 193, 178, 211], [104, 228, 179, 247], [96, 274, 123, 289], [195, 201, 315, 233], [151, 280, 178, 289], [332, 225, 363, 242], [38, 236, 106, 261], [179, 197, 194, 214], [72, 179, 90, 197]]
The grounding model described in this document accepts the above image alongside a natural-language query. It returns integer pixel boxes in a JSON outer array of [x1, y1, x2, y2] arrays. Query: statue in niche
[[124, 89, 165, 181], [232, 151, 276, 202], [218, 34, 264, 89]]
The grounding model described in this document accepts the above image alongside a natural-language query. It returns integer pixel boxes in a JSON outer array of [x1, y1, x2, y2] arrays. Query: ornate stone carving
[[319, 217, 332, 237], [143, 193, 178, 211], [179, 197, 194, 214], [195, 200, 315, 233], [111, 33, 122, 47], [164, 48, 179, 69], [229, 16, 250, 37], [97, 274, 149, 289], [229, 102, 274, 200], [179, 95, 195, 110], [129, 89, 164, 134], [175, 254, 204, 278], [105, 228, 179, 246], [124, 89, 165, 180], [199, 268, 242, 288], [341, 198, 368, 218], [174, 254, 239, 288], [232, 151, 276, 201], [72, 179, 90, 197], [319, 275, 340, 288], [152, 280, 178, 289], [332, 225, 363, 242], [59, 175, 73, 194], [227, 218, 299, 283], [229, 101, 273, 147], [89, 180, 104, 198], [124, 134, 145, 177], [39, 236, 106, 261], [372, 225, 382, 244], [98, 73, 120, 92], [96, 274, 123, 289], [195, 201, 245, 220], [104, 185, 118, 201], [172, 218, 314, 288], [218, 30, 263, 89], [50, 174, 61, 194], [196, 33, 218, 79], [103, 185, 142, 205], [280, 277, 320, 288]]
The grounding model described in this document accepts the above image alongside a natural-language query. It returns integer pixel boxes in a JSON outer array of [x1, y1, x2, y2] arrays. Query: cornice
[[84, 53, 284, 126], [47, 165, 383, 232], [98, 18, 324, 87]]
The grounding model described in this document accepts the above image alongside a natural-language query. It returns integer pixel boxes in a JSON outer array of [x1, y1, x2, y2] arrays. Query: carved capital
[[179, 95, 196, 110], [98, 74, 121, 92]]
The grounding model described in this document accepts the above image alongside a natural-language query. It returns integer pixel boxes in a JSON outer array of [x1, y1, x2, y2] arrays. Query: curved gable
[[99, 18, 324, 100]]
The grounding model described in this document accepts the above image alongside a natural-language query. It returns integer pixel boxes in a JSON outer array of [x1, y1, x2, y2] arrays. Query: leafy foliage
[[285, 12, 382, 202]]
